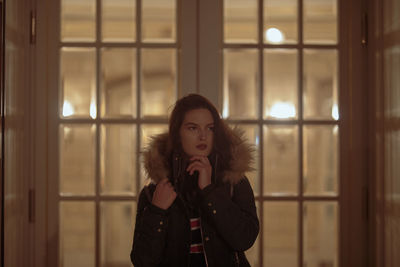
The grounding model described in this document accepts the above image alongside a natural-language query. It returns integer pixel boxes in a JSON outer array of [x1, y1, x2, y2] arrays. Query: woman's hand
[[186, 156, 212, 190], [152, 178, 177, 210]]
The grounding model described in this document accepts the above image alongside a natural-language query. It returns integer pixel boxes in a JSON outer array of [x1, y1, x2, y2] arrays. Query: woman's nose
[[199, 130, 206, 140]]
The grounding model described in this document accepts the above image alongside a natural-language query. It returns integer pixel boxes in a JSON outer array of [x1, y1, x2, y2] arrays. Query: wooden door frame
[[339, 0, 369, 266], [32, 0, 371, 266], [367, 0, 381, 265], [34, 0, 51, 266], [0, 0, 5, 265], [366, 0, 400, 266]]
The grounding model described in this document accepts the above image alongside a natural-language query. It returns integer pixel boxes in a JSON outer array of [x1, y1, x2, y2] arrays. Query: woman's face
[[179, 108, 214, 157]]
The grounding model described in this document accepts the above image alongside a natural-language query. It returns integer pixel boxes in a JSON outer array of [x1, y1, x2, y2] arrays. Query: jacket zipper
[[199, 219, 209, 267]]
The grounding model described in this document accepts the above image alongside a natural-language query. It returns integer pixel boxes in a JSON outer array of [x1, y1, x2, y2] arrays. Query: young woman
[[131, 94, 259, 267]]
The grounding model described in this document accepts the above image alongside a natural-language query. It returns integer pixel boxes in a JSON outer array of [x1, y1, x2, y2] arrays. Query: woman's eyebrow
[[183, 122, 198, 126], [183, 122, 214, 126]]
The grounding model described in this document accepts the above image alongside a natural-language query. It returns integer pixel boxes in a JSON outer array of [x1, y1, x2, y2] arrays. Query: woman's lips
[[196, 144, 207, 150]]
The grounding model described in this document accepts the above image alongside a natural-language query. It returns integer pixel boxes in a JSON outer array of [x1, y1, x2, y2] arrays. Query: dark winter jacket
[[130, 128, 259, 267]]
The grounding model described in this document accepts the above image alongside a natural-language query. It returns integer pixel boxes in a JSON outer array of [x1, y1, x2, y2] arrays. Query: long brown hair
[[168, 94, 232, 171]]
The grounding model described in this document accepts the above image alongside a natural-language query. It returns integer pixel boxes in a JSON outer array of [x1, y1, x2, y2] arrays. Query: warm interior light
[[90, 101, 97, 119], [265, 28, 284, 43], [62, 100, 74, 117], [255, 136, 260, 147], [222, 94, 229, 118], [222, 105, 229, 119], [269, 102, 296, 119], [332, 104, 339, 120]]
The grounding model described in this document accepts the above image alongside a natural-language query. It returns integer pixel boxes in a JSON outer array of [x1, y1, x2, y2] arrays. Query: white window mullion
[[198, 0, 223, 110], [179, 0, 197, 96]]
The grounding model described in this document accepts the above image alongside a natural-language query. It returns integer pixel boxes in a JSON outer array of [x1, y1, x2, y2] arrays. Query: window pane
[[60, 201, 95, 267], [263, 125, 299, 195], [264, 49, 298, 119], [303, 125, 339, 196], [60, 124, 96, 195], [384, 0, 400, 32], [385, 46, 400, 117], [102, 0, 136, 42], [141, 49, 176, 117], [229, 124, 260, 195], [100, 125, 136, 195], [140, 124, 168, 188], [142, 0, 176, 42], [224, 0, 258, 43], [303, 201, 338, 267], [264, 202, 298, 266], [100, 201, 136, 267], [60, 48, 97, 119], [303, 49, 338, 120], [101, 48, 137, 118], [61, 0, 96, 42], [223, 49, 259, 119], [303, 0, 338, 44], [264, 0, 298, 44]]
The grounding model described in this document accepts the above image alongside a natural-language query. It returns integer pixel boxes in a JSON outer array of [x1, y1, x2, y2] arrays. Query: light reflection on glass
[[265, 28, 284, 43], [264, 0, 298, 44], [268, 102, 296, 119], [222, 98, 229, 118], [263, 49, 298, 120], [255, 135, 260, 147], [90, 101, 96, 119], [63, 101, 74, 117], [333, 125, 339, 134], [332, 104, 339, 120], [60, 47, 96, 118]]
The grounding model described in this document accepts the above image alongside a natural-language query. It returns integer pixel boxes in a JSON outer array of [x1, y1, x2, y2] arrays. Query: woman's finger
[[186, 161, 204, 174]]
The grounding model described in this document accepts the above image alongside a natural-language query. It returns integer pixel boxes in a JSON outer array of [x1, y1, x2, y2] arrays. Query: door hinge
[[361, 12, 368, 46], [30, 10, 36, 44], [29, 189, 35, 223]]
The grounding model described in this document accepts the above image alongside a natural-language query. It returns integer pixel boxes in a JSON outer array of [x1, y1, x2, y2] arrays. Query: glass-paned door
[[223, 0, 339, 266], [46, 0, 350, 266], [55, 0, 177, 266]]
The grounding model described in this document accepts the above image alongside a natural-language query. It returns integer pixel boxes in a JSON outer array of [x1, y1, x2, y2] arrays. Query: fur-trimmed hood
[[143, 127, 254, 185]]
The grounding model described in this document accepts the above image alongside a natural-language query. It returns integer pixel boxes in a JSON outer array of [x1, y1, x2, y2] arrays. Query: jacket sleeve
[[130, 186, 169, 266], [199, 177, 259, 252]]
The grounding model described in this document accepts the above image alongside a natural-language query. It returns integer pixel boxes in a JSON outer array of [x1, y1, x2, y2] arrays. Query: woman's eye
[[208, 127, 214, 132], [188, 126, 196, 131]]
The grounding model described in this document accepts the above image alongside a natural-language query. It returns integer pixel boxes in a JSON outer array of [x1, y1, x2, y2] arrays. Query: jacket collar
[[142, 127, 254, 185]]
